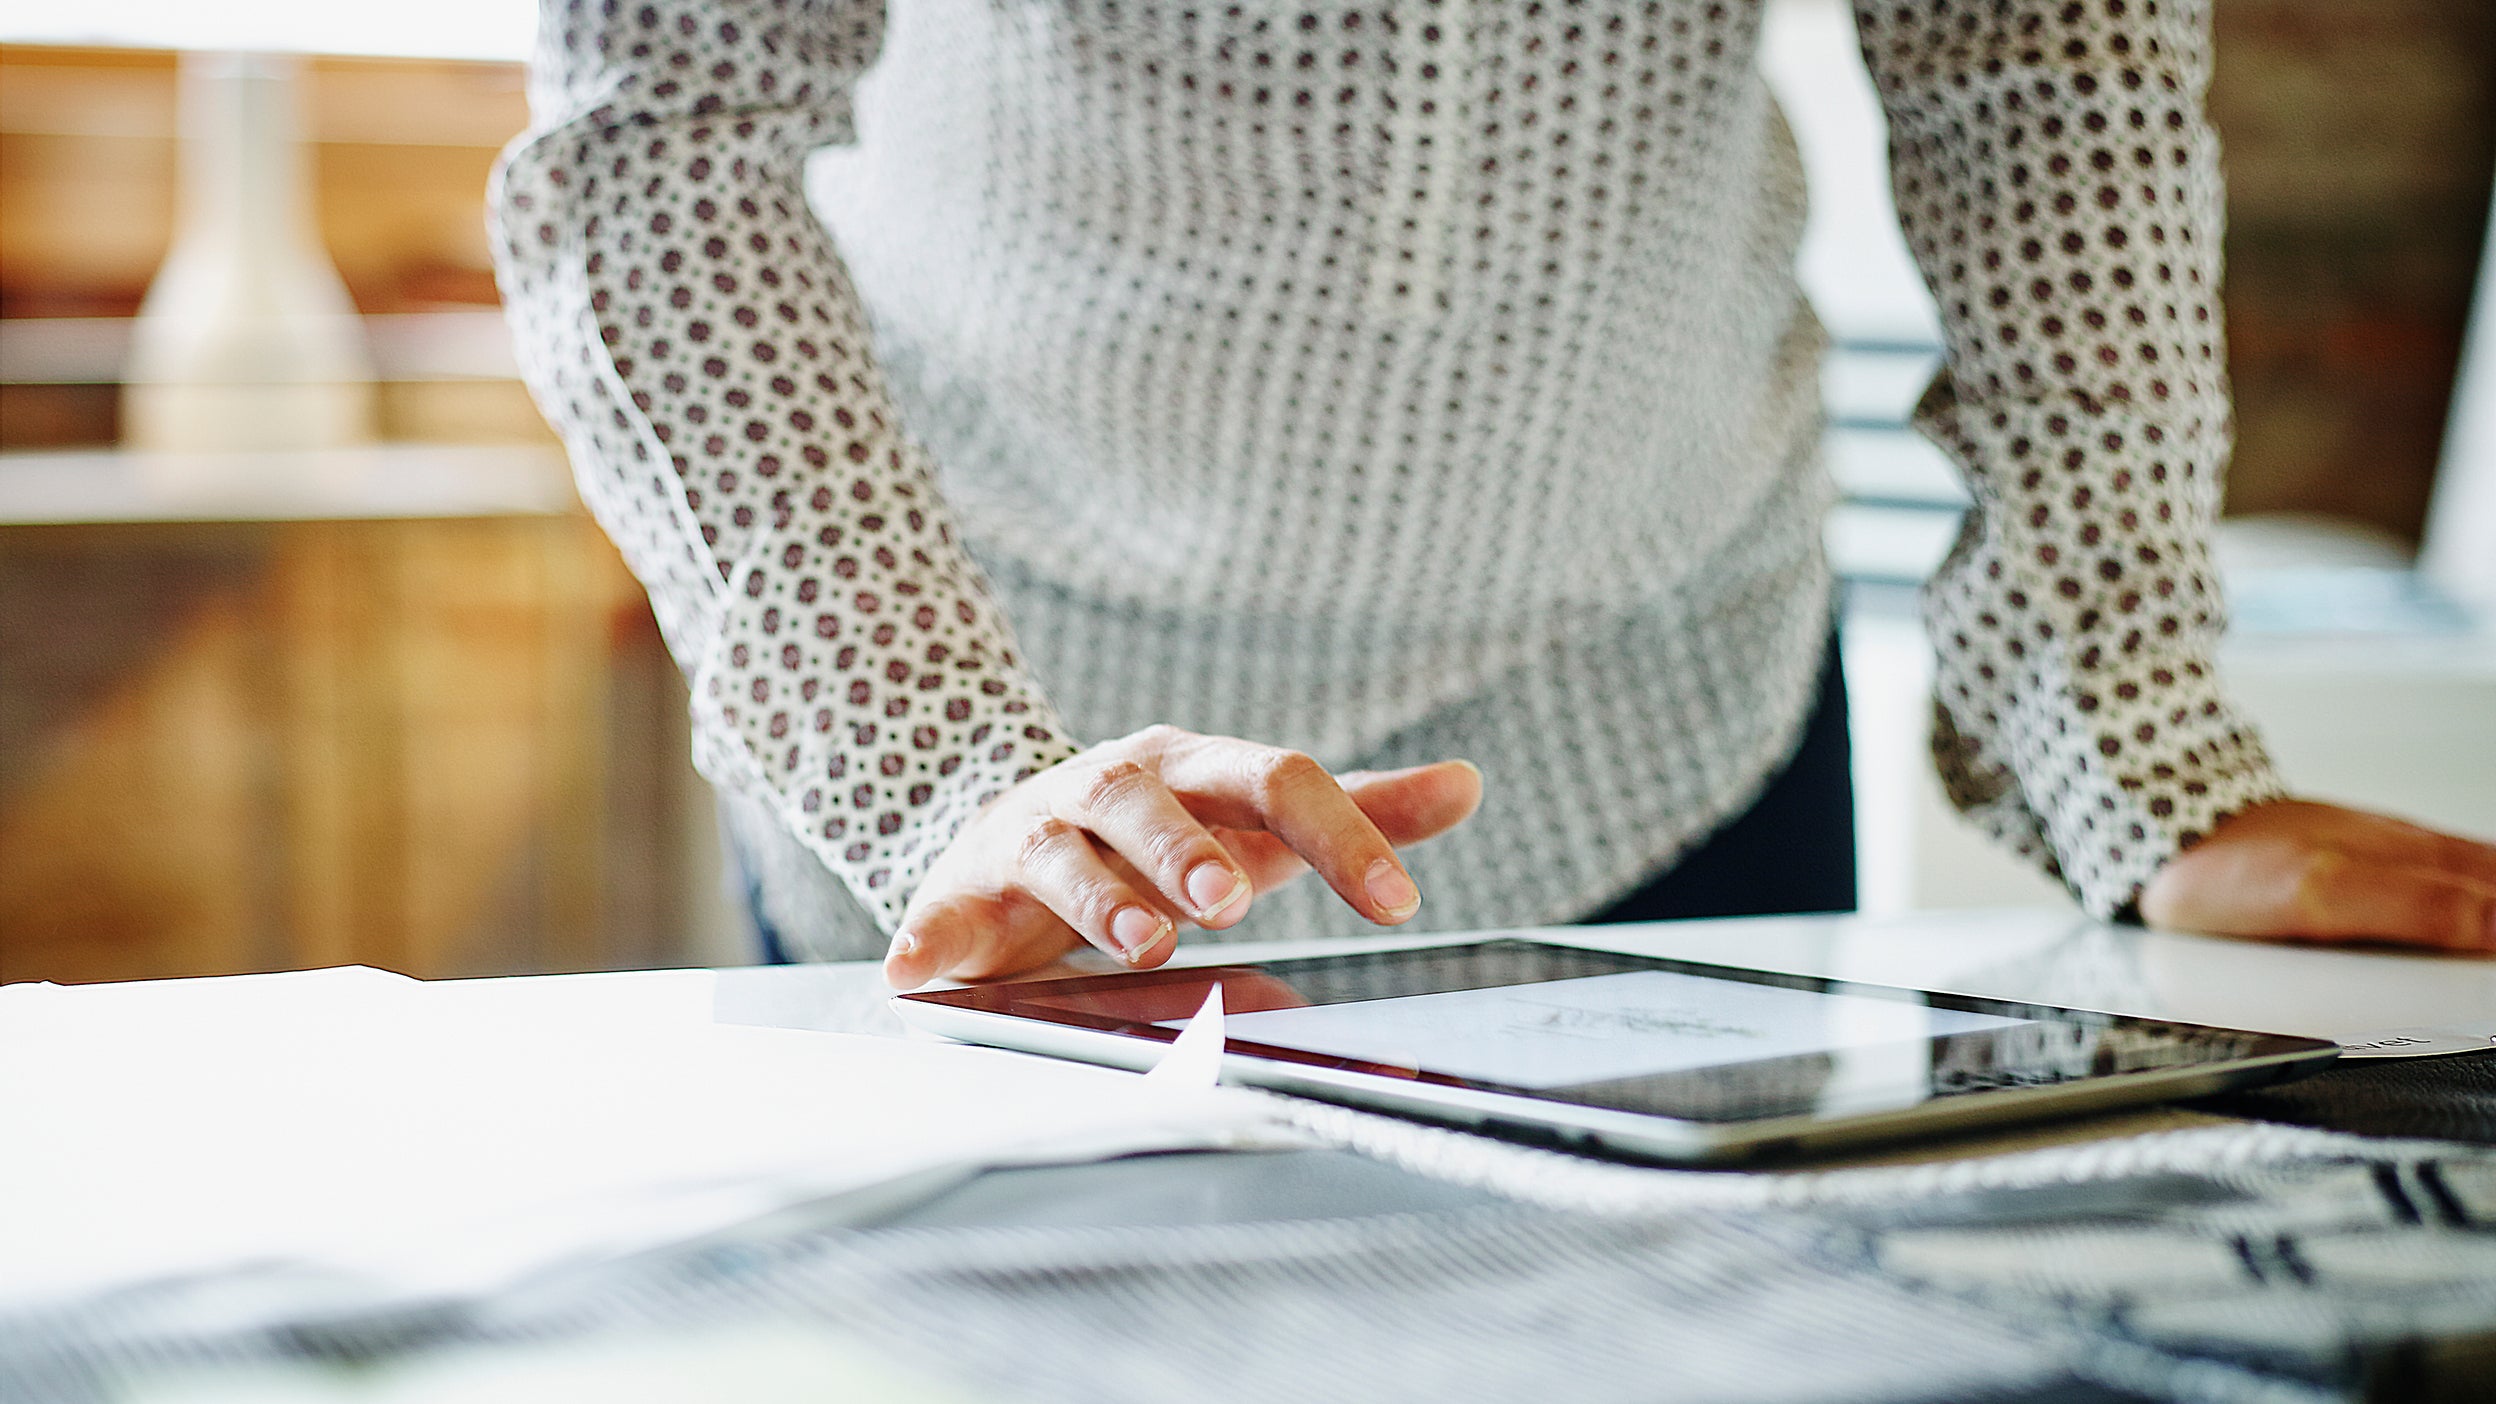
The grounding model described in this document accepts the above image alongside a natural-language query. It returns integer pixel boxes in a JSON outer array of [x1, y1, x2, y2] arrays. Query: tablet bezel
[[892, 937, 2339, 1163]]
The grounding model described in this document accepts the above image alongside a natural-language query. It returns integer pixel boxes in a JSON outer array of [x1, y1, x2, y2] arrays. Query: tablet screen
[[906, 939, 2316, 1125], [1181, 970, 2031, 1090]]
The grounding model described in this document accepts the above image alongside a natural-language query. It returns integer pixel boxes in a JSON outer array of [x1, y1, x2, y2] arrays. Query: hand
[[2140, 799, 2496, 953], [883, 725, 1484, 988]]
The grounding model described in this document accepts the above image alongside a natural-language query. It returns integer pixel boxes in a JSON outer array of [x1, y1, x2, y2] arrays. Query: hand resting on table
[[2143, 799, 2496, 954]]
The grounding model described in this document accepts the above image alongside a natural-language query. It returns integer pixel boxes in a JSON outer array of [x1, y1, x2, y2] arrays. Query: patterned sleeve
[[490, 0, 1079, 930], [1849, 0, 2287, 917]]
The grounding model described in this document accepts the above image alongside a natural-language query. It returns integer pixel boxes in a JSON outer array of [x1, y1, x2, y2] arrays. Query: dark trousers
[[1583, 634, 1858, 924]]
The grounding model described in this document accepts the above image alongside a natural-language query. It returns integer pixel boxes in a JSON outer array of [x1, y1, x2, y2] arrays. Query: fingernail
[[889, 929, 920, 959], [1112, 906, 1171, 961], [1365, 859, 1420, 920], [1187, 862, 1244, 919]]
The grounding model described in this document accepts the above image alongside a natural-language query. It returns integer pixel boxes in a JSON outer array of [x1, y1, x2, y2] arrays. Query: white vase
[[122, 51, 376, 459]]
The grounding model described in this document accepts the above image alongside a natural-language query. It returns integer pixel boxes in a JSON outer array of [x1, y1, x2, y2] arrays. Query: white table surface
[[14, 908, 2493, 1404]]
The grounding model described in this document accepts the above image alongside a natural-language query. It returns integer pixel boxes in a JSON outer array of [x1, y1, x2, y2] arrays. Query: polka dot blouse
[[492, 0, 2283, 953]]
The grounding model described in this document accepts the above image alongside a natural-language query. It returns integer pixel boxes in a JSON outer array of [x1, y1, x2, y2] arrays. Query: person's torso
[[811, 0, 1826, 631]]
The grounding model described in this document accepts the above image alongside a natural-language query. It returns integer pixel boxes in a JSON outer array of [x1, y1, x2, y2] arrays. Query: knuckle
[[1038, 866, 1123, 933], [1075, 759, 1153, 816], [1255, 749, 1325, 803], [1131, 723, 1187, 751], [1073, 878, 1128, 928], [1141, 828, 1214, 881], [2287, 849, 2350, 923], [1016, 815, 1080, 870], [2434, 887, 2489, 945], [2471, 895, 2496, 949]]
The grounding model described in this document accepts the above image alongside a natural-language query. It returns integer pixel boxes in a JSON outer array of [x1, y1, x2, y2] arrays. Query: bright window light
[[0, 1, 534, 63]]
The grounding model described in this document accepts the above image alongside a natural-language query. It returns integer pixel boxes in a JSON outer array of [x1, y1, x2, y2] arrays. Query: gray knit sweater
[[493, 0, 2285, 959]]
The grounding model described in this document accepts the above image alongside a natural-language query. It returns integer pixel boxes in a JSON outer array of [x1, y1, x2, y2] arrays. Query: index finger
[[1153, 737, 1422, 925]]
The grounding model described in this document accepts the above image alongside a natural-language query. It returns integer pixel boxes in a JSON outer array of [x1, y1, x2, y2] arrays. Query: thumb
[[885, 891, 1074, 989]]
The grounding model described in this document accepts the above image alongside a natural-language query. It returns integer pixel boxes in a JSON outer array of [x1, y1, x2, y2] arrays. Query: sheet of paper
[[0, 967, 1286, 1312], [0, 964, 723, 1042], [1189, 971, 2028, 1089], [1145, 983, 1227, 1088]]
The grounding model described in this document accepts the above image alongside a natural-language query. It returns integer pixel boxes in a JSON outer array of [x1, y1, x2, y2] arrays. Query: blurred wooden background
[[2, 3, 2491, 982], [0, 47, 736, 983], [2214, 0, 2496, 539]]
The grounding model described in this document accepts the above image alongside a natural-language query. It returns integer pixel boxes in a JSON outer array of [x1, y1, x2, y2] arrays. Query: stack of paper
[[0, 966, 1284, 1312]]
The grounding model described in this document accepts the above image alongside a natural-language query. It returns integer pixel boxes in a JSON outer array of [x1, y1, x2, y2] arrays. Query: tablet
[[893, 938, 2341, 1163]]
